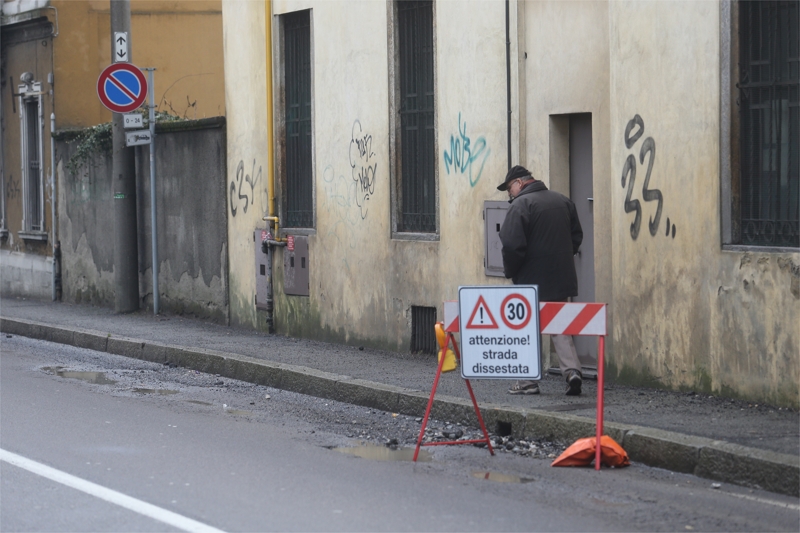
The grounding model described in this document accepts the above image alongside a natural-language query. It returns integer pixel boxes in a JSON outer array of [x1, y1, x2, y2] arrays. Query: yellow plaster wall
[[521, 0, 613, 344], [221, 0, 269, 329], [52, 0, 224, 130], [608, 0, 799, 405]]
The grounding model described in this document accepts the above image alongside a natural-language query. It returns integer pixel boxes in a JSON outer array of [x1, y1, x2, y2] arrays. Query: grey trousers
[[551, 334, 582, 377], [517, 334, 581, 386]]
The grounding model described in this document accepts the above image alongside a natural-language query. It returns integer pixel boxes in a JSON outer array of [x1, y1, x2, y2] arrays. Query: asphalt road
[[2, 336, 798, 532]]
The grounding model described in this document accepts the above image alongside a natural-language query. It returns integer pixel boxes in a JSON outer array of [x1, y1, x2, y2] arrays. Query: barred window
[[738, 0, 799, 247], [283, 10, 313, 229], [396, 0, 436, 233]]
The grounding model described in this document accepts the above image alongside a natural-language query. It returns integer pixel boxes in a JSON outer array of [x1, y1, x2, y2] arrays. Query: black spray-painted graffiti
[[5, 175, 20, 200], [348, 120, 376, 219], [229, 159, 262, 217], [620, 115, 676, 240], [443, 112, 490, 187]]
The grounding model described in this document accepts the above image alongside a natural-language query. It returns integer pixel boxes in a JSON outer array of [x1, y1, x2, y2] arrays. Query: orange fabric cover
[[551, 435, 630, 468]]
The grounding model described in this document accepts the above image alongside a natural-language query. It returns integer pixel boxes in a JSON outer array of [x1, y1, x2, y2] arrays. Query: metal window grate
[[411, 305, 437, 354], [398, 1, 436, 233], [739, 0, 799, 247], [284, 10, 313, 228], [24, 99, 41, 232]]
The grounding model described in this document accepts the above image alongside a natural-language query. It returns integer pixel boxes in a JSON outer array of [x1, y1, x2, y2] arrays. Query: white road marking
[[720, 490, 800, 511], [0, 448, 225, 533]]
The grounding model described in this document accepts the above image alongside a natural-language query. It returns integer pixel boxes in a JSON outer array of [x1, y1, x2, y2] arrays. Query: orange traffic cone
[[434, 322, 457, 373]]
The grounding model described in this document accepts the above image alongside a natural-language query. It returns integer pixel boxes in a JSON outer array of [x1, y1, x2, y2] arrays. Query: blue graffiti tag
[[443, 112, 490, 187]]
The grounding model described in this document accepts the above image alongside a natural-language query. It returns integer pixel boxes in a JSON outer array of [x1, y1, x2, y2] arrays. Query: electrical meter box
[[283, 235, 309, 296], [484, 200, 509, 277], [254, 229, 270, 310]]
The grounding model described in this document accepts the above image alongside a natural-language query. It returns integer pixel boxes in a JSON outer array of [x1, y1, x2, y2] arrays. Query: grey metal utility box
[[283, 235, 310, 296], [484, 200, 509, 277], [254, 229, 270, 310]]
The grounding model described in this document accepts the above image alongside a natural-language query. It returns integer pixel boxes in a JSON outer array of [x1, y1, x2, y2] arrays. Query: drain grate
[[411, 306, 437, 354]]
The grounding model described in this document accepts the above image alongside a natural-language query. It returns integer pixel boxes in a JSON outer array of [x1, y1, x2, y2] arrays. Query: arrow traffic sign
[[97, 63, 147, 113], [114, 32, 128, 62]]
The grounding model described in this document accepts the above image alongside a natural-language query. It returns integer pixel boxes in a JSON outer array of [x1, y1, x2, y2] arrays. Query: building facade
[[1, 0, 225, 300], [223, 0, 799, 407]]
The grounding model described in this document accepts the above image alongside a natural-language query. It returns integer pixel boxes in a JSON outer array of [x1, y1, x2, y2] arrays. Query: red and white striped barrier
[[443, 297, 609, 470], [444, 300, 606, 336], [539, 302, 606, 336]]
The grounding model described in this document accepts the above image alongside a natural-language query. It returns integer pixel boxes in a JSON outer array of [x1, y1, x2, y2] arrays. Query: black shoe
[[565, 370, 582, 396]]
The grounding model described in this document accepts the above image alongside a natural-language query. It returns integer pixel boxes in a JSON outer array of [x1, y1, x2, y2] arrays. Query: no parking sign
[[458, 286, 541, 380]]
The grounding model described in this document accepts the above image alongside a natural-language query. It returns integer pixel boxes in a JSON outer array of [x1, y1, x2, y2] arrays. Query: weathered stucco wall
[[521, 0, 613, 350], [54, 119, 229, 320], [135, 119, 228, 322], [608, 1, 799, 406], [263, 0, 514, 350], [221, 0, 270, 330], [222, 1, 798, 406]]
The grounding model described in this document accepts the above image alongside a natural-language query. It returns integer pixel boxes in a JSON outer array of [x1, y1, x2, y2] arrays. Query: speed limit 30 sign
[[458, 286, 541, 380]]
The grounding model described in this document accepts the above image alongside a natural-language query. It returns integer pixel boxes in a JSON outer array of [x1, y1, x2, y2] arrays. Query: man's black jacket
[[499, 180, 583, 302]]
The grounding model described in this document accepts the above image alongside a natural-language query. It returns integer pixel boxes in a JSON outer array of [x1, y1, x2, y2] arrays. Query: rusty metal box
[[484, 200, 509, 277]]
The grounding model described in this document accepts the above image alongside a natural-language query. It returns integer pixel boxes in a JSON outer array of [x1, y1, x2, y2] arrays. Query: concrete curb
[[3, 316, 798, 497]]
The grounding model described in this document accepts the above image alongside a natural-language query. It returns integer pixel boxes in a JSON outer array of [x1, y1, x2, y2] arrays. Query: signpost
[[97, 63, 147, 114], [458, 285, 541, 381]]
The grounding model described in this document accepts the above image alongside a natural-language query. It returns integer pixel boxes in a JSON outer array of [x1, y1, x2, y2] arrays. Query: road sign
[[123, 113, 142, 129], [125, 129, 152, 147], [114, 32, 128, 62], [458, 285, 541, 380], [97, 63, 147, 113]]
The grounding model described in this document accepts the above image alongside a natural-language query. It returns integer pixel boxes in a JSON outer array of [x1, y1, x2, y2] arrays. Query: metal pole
[[145, 68, 158, 315], [50, 112, 56, 301], [111, 0, 139, 313], [595, 335, 605, 471]]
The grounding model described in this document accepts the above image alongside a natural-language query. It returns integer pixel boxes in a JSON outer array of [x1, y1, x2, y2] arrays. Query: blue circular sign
[[97, 63, 147, 113]]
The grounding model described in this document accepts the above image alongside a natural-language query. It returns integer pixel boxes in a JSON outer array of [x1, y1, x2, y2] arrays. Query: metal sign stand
[[413, 332, 495, 462], [414, 299, 609, 470]]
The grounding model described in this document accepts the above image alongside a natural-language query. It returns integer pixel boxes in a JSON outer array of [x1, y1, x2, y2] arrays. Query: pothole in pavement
[[42, 366, 117, 386], [132, 388, 179, 395], [471, 471, 535, 483], [331, 443, 432, 462]]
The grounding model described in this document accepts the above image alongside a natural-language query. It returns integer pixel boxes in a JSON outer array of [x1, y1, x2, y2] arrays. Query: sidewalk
[[1, 297, 797, 497]]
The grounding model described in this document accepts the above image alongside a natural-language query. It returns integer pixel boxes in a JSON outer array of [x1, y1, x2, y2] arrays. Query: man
[[497, 165, 584, 396]]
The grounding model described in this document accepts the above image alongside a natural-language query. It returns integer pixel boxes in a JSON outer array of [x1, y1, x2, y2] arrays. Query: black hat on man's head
[[497, 165, 533, 191]]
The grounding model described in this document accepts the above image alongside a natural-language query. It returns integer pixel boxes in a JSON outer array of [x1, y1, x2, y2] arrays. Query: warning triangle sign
[[465, 295, 499, 329]]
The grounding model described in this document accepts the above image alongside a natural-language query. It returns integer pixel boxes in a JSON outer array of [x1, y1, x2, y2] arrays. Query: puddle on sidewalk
[[132, 388, 179, 395], [43, 367, 117, 386], [333, 444, 432, 462], [472, 471, 534, 483], [186, 400, 213, 406]]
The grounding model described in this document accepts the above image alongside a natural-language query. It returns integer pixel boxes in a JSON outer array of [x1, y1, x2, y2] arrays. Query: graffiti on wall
[[5, 175, 20, 200], [349, 120, 376, 219], [229, 159, 262, 217], [443, 112, 490, 187], [620, 115, 676, 240]]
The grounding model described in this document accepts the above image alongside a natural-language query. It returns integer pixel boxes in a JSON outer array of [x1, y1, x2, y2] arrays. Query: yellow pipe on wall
[[264, 0, 283, 241]]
